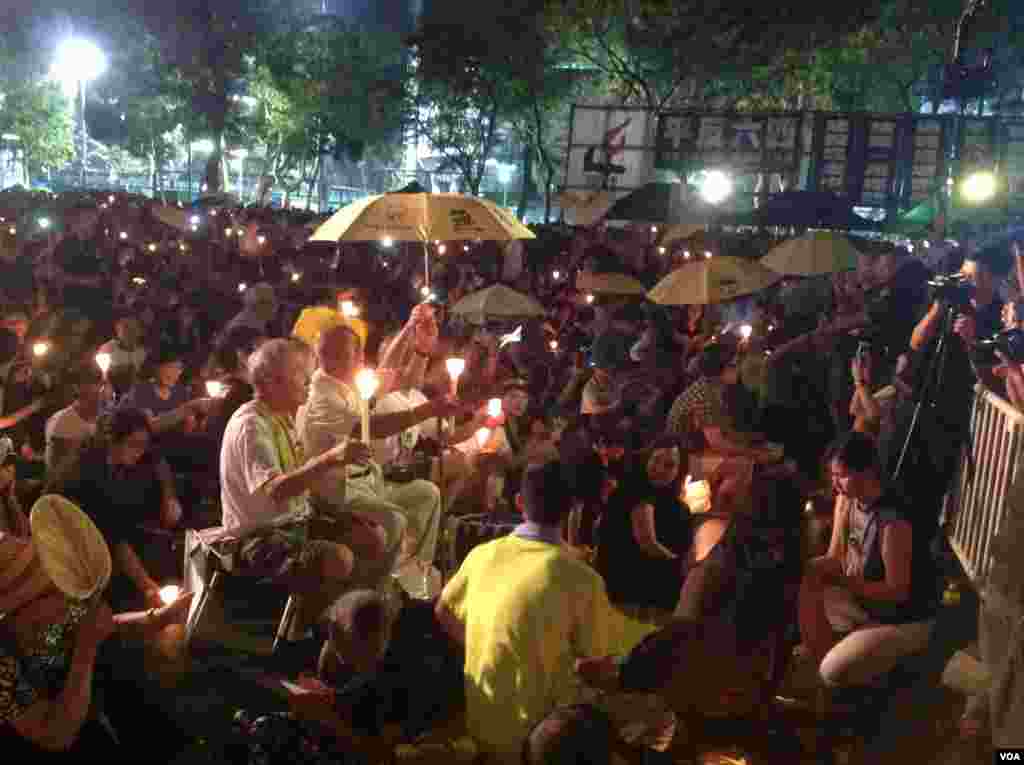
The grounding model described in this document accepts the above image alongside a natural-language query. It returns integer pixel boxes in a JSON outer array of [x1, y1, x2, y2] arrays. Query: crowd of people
[[0, 189, 1021, 763]]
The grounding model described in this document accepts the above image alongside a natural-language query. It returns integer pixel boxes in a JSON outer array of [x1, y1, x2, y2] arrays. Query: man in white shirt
[[219, 338, 384, 637], [44, 364, 105, 473], [298, 324, 458, 584]]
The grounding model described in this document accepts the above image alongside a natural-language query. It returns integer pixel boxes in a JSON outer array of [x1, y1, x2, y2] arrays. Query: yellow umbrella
[[648, 256, 782, 306], [450, 284, 545, 324], [556, 189, 617, 226], [292, 306, 368, 349], [761, 230, 861, 277], [152, 205, 190, 232], [29, 495, 112, 601], [657, 224, 704, 247], [310, 192, 535, 244], [576, 271, 647, 296]]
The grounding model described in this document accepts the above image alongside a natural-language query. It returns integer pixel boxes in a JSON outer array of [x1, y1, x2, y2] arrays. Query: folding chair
[[183, 528, 299, 656]]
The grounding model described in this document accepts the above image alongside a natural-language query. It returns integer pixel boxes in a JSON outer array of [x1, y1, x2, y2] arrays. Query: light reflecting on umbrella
[[761, 231, 861, 277], [648, 256, 782, 305], [576, 271, 646, 296], [451, 285, 545, 325]]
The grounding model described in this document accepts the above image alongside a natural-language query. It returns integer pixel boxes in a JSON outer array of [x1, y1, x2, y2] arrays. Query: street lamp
[[496, 164, 513, 209], [699, 170, 733, 206], [960, 171, 998, 204], [53, 39, 106, 188]]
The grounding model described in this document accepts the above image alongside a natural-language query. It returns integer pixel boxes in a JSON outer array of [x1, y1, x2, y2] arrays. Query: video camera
[[928, 272, 974, 312], [974, 328, 1024, 366]]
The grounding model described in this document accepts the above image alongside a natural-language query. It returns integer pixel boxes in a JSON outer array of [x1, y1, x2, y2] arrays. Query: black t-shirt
[[0, 256, 35, 305]]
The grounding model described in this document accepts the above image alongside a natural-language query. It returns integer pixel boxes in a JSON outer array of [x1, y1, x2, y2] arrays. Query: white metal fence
[[945, 384, 1024, 597]]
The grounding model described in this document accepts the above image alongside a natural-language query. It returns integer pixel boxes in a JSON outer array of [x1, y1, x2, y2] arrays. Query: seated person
[[0, 531, 192, 758], [48, 409, 184, 610], [298, 325, 462, 591], [435, 461, 612, 763], [595, 437, 692, 615], [98, 313, 147, 375], [118, 347, 191, 421], [580, 333, 631, 415], [216, 338, 381, 640], [666, 342, 781, 489], [285, 589, 463, 752], [44, 365, 104, 475], [799, 432, 939, 690], [0, 439, 29, 536]]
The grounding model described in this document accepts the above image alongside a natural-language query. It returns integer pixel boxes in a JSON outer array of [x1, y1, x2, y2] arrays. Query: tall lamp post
[[497, 163, 512, 209], [53, 39, 106, 189]]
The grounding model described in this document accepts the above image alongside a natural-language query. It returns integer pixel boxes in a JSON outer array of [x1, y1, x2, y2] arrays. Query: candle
[[95, 352, 112, 375], [683, 478, 711, 514], [159, 585, 181, 605], [739, 324, 753, 340], [445, 357, 465, 398], [205, 380, 226, 398], [32, 341, 50, 358], [585, 294, 595, 304], [340, 300, 358, 318], [549, 339, 559, 351], [354, 368, 379, 442], [487, 398, 502, 418], [475, 427, 491, 448]]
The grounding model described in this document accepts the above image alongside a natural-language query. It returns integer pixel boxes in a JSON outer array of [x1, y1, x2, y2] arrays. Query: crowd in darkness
[[0, 192, 1021, 763]]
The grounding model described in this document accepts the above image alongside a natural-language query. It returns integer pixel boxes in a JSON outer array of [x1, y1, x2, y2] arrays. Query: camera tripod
[[892, 304, 959, 483]]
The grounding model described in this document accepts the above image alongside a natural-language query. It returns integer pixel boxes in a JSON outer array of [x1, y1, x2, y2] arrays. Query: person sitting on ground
[[44, 365, 105, 474], [98, 313, 147, 375], [595, 437, 691, 617], [0, 531, 192, 758], [435, 460, 613, 763], [284, 588, 464, 752], [215, 338, 378, 643], [48, 408, 185, 611], [798, 432, 939, 691], [118, 347, 192, 421]]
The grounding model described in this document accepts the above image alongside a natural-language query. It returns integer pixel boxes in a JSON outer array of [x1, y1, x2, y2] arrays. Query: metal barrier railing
[[945, 384, 1024, 598]]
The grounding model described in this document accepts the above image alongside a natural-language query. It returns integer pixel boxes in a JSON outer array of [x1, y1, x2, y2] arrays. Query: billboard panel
[[564, 105, 1024, 216]]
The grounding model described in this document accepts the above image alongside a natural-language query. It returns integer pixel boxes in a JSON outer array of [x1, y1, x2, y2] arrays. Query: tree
[[132, 0, 287, 193], [0, 38, 74, 182], [250, 15, 411, 209]]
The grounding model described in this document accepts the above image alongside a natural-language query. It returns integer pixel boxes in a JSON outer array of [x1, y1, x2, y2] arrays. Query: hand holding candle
[[486, 398, 503, 419], [445, 357, 465, 398], [354, 368, 379, 442], [205, 380, 226, 398]]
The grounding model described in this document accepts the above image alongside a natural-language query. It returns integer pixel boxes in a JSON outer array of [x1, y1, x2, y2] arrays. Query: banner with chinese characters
[[565, 106, 1024, 217]]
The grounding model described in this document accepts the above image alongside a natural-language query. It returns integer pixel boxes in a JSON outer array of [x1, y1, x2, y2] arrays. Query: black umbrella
[[730, 191, 875, 230], [393, 180, 429, 194]]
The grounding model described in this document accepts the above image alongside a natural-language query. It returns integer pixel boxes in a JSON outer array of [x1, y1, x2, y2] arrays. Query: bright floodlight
[[700, 170, 733, 205], [496, 164, 513, 185], [961, 171, 998, 204], [53, 38, 106, 91]]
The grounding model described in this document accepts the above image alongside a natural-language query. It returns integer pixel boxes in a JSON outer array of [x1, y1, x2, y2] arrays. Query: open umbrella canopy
[[576, 270, 647, 296], [30, 495, 111, 602], [657, 223, 704, 247], [309, 192, 535, 243], [152, 204, 190, 232], [393, 180, 428, 194], [724, 191, 874, 230], [761, 231, 861, 276], [556, 189, 617, 226], [648, 255, 782, 306], [603, 182, 719, 224], [450, 284, 545, 324], [292, 306, 368, 348]]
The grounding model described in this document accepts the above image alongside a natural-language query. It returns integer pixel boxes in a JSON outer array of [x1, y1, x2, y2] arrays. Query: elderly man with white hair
[[218, 337, 390, 641], [298, 317, 463, 593]]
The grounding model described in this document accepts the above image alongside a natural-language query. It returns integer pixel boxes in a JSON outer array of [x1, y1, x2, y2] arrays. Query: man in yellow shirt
[[435, 460, 612, 763]]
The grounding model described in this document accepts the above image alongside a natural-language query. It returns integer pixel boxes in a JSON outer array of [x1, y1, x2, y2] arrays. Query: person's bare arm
[[847, 520, 913, 603], [631, 503, 678, 559], [434, 600, 465, 645], [264, 441, 367, 505], [911, 301, 944, 352]]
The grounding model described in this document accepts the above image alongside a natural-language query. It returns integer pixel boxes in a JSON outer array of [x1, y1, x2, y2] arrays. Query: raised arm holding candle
[[355, 368, 379, 442]]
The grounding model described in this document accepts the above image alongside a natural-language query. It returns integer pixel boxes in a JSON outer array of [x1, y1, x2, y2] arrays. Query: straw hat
[[0, 533, 54, 615], [29, 495, 112, 601]]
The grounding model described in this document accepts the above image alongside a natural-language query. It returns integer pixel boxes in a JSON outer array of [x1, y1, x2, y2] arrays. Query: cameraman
[[910, 250, 1003, 359]]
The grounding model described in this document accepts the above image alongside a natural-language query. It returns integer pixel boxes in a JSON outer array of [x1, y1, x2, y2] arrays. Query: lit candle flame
[[95, 352, 112, 374], [355, 368, 379, 401], [341, 300, 358, 318], [549, 339, 559, 351], [159, 585, 181, 605], [585, 294, 595, 304], [739, 324, 753, 340], [119, 232, 128, 240], [475, 427, 491, 448], [487, 398, 502, 418], [205, 380, 226, 398], [238, 283, 247, 292], [33, 341, 50, 358], [445, 358, 466, 380]]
